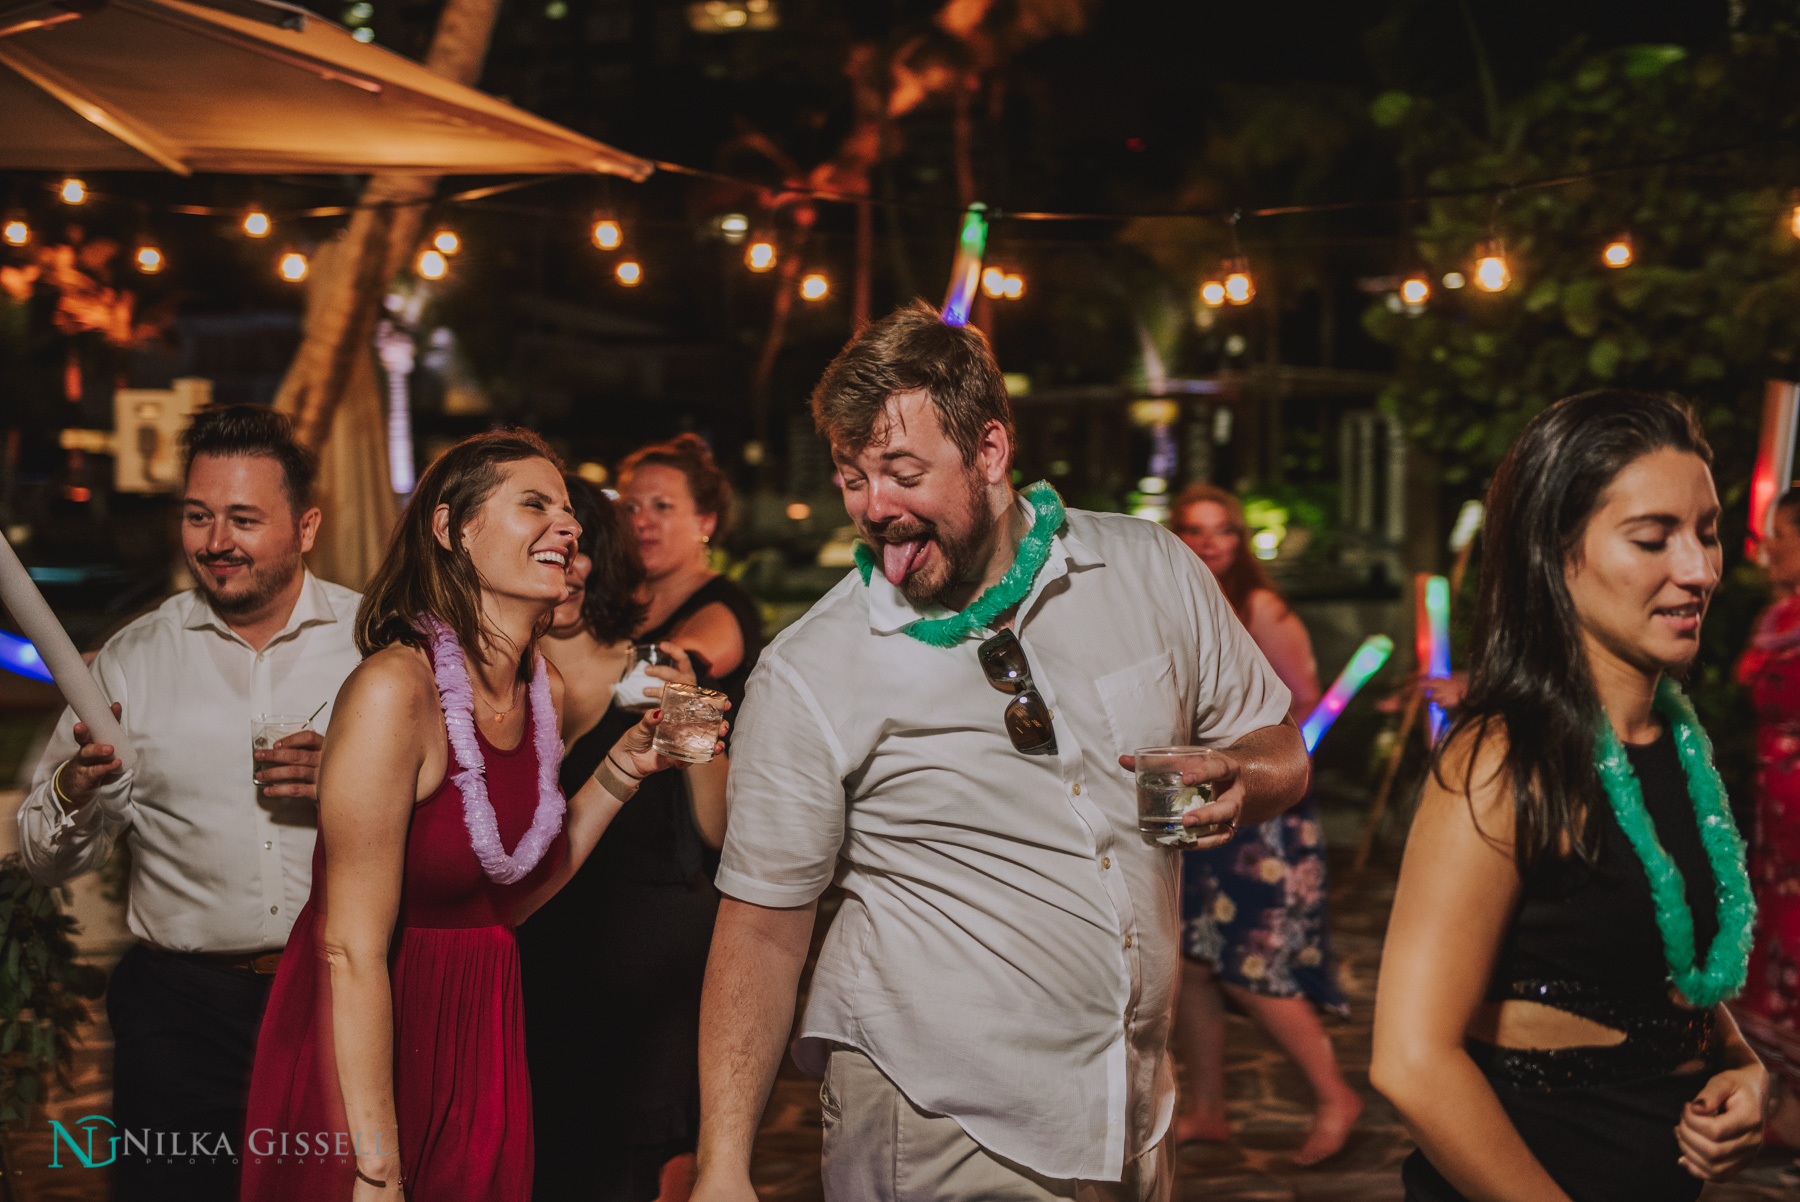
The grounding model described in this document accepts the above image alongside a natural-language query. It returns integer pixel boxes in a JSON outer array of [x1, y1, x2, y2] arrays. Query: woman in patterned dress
[[1733, 487, 1800, 1151], [1166, 484, 1362, 1164]]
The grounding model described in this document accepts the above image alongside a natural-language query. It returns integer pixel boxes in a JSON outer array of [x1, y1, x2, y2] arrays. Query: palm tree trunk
[[274, 0, 505, 450]]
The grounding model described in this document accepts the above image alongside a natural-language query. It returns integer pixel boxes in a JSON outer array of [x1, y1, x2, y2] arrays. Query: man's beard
[[863, 476, 999, 609], [189, 548, 303, 617]]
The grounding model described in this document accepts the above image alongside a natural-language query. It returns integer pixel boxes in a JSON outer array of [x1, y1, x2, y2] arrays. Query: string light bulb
[[278, 251, 309, 282], [981, 266, 1006, 298], [1001, 273, 1024, 299], [242, 209, 271, 238], [1221, 257, 1254, 305], [800, 272, 829, 301], [615, 260, 642, 286], [134, 241, 163, 274], [592, 218, 622, 250], [1790, 203, 1800, 239], [744, 240, 775, 272], [58, 178, 86, 205], [1400, 274, 1430, 306], [417, 248, 448, 280], [1473, 241, 1510, 292], [1601, 233, 1633, 268], [2, 216, 28, 246], [1199, 278, 1226, 308], [432, 228, 460, 255], [1442, 271, 1466, 290]]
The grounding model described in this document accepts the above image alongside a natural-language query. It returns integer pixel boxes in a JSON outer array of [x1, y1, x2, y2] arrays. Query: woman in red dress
[[1735, 487, 1800, 1151], [241, 432, 718, 1201]]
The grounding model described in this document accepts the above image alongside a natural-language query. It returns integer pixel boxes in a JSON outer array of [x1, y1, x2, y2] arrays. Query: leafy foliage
[[1364, 15, 1800, 491], [0, 858, 106, 1128], [1363, 9, 1800, 789]]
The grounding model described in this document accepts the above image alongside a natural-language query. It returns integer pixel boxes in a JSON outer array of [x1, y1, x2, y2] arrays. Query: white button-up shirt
[[17, 572, 362, 954], [718, 498, 1290, 1181]]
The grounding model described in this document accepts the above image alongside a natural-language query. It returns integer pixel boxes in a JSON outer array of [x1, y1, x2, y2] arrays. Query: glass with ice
[[653, 682, 725, 764], [251, 714, 311, 784], [1134, 746, 1227, 846]]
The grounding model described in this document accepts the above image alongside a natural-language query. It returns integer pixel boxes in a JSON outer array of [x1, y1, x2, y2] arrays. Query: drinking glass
[[1134, 746, 1227, 846], [652, 682, 725, 764], [613, 643, 676, 711], [251, 714, 311, 784]]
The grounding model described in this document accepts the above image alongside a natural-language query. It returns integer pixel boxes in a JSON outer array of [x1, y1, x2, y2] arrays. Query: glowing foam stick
[[941, 203, 989, 327], [1748, 381, 1800, 557], [1301, 634, 1394, 753], [0, 630, 53, 683], [0, 534, 135, 769], [1418, 574, 1452, 743]]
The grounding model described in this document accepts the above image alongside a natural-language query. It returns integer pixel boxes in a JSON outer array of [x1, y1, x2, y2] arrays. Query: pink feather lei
[[425, 616, 566, 884]]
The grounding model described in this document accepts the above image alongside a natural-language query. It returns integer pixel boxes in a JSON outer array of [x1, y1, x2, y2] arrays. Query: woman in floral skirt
[[1167, 484, 1361, 1164]]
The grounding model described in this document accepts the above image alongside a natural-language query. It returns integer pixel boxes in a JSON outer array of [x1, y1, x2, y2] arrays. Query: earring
[[700, 534, 710, 545]]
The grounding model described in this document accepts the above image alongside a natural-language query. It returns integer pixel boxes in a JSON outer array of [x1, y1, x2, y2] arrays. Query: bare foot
[[1292, 1089, 1363, 1166], [1174, 1108, 1232, 1144]]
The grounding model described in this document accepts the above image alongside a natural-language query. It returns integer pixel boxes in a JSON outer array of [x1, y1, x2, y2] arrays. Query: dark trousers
[[106, 944, 274, 1202]]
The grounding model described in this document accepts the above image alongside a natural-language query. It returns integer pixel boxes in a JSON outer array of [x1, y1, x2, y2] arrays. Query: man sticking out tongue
[[693, 299, 1309, 1202]]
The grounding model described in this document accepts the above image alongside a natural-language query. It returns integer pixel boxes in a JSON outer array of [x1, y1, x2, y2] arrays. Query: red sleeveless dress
[[241, 702, 566, 1201]]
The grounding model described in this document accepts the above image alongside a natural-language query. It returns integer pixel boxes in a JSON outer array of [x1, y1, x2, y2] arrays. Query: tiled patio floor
[[4, 861, 1795, 1200]]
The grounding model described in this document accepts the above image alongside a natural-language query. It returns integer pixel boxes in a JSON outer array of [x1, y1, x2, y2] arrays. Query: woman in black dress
[[521, 439, 762, 1202], [1370, 391, 1767, 1201]]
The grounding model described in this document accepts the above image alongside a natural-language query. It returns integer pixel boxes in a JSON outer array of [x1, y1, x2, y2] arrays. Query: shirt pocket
[[1095, 650, 1185, 754]]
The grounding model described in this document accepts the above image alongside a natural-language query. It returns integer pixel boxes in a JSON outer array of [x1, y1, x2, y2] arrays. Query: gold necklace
[[474, 677, 522, 723]]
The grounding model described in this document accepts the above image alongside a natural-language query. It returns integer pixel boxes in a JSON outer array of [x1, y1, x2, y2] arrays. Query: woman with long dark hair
[[1167, 483, 1361, 1163], [522, 435, 761, 1202], [1371, 391, 1766, 1200], [241, 432, 720, 1202]]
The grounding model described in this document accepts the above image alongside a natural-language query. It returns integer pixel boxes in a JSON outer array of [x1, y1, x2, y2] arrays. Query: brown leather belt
[[174, 949, 284, 975]]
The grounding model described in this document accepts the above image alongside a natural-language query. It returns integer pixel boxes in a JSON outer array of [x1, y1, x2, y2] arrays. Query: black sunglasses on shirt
[[976, 629, 1058, 756]]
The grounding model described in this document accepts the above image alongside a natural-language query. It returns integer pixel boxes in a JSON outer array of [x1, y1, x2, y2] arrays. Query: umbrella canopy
[[0, 0, 653, 177]]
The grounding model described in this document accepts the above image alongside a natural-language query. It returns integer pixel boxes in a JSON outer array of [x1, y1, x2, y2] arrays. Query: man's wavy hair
[[808, 300, 1014, 465]]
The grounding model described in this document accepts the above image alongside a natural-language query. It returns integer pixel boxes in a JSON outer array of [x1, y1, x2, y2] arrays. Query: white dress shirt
[[718, 498, 1291, 1182], [17, 572, 363, 954]]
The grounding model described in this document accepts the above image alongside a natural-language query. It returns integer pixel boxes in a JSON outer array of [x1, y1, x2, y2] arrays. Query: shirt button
[[1124, 934, 1134, 949], [1101, 856, 1111, 869], [270, 906, 279, 915], [264, 841, 273, 850], [1072, 783, 1082, 796]]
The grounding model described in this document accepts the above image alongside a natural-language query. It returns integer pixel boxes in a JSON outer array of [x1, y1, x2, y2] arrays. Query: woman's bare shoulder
[[338, 644, 437, 716], [1423, 716, 1516, 842]]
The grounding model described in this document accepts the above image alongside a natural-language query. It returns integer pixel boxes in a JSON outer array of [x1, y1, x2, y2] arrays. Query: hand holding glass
[[653, 682, 727, 764], [1134, 746, 1231, 846], [252, 714, 311, 784]]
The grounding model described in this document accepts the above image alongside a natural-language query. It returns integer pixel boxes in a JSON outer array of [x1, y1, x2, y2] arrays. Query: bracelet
[[51, 759, 85, 811], [606, 751, 646, 781], [593, 757, 640, 803], [355, 1166, 404, 1188]]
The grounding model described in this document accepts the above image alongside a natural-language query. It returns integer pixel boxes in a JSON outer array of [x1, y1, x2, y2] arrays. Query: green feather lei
[[852, 481, 1065, 648], [1592, 677, 1756, 1009]]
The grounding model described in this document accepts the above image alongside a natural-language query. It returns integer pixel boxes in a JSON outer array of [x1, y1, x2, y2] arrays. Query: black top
[[1489, 730, 1721, 1003], [556, 575, 764, 885]]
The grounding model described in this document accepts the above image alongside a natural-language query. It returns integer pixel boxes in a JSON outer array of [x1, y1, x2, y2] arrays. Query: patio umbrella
[[0, 0, 652, 177]]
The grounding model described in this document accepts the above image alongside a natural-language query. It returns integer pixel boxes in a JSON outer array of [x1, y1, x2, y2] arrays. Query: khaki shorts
[[819, 1046, 1173, 1202]]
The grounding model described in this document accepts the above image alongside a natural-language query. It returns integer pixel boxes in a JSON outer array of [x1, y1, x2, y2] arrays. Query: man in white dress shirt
[[693, 303, 1310, 1202], [17, 406, 362, 1201]]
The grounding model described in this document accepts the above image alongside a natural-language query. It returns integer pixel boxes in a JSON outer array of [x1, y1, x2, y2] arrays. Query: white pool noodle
[[0, 534, 136, 771]]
